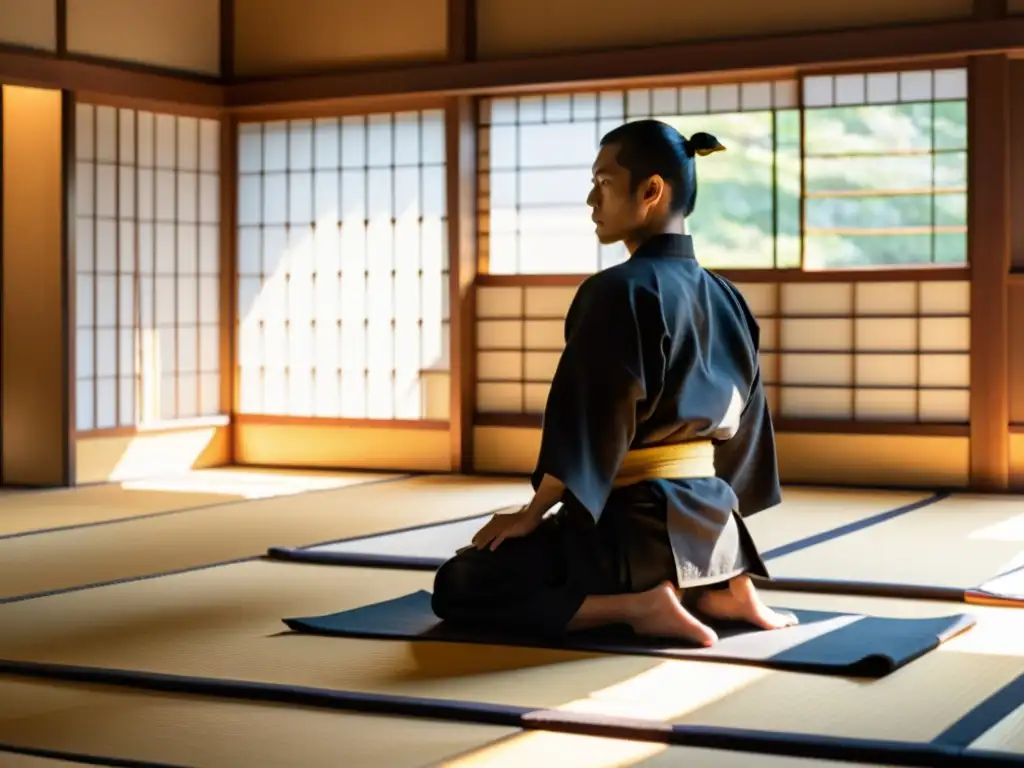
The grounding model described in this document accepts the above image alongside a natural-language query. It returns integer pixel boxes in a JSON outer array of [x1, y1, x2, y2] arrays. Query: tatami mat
[[970, 703, 1024, 755], [0, 559, 1020, 747], [0, 467, 393, 539], [767, 493, 1024, 588], [0, 679, 906, 768], [742, 487, 930, 553], [0, 475, 529, 601]]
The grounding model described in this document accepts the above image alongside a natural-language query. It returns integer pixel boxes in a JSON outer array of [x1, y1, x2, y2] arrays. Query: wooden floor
[[0, 468, 1021, 768]]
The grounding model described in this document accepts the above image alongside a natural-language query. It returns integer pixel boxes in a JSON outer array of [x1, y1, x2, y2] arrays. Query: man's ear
[[642, 175, 665, 205]]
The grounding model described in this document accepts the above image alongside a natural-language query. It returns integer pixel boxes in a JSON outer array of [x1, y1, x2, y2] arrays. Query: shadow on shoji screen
[[235, 111, 450, 421], [75, 102, 222, 432]]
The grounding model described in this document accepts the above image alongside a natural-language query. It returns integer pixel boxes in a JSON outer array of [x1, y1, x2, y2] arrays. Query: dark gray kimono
[[530, 232, 778, 588]]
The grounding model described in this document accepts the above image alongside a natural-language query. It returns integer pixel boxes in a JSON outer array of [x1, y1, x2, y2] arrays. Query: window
[[480, 67, 968, 275], [235, 111, 449, 420], [75, 103, 222, 431], [801, 67, 968, 268], [480, 82, 800, 274]]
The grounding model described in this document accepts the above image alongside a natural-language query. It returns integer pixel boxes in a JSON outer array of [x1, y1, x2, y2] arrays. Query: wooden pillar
[[219, 114, 237, 461], [446, 97, 478, 474], [967, 54, 1011, 491], [1, 85, 75, 486], [446, 0, 478, 473]]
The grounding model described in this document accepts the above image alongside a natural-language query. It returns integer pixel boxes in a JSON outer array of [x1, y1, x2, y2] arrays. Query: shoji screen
[[74, 103, 222, 431], [476, 279, 970, 424], [235, 110, 450, 420]]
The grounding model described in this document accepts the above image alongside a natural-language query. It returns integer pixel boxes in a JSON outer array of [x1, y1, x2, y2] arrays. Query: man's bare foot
[[696, 574, 799, 631], [628, 581, 718, 647]]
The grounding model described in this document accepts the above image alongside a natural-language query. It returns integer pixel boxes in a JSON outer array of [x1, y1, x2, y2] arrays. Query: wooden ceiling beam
[[0, 15, 1021, 111]]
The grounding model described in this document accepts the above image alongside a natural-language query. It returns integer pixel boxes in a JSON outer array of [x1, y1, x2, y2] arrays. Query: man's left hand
[[471, 506, 543, 551]]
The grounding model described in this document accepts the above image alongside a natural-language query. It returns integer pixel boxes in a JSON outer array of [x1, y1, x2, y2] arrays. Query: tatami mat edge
[[0, 661, 1019, 768]]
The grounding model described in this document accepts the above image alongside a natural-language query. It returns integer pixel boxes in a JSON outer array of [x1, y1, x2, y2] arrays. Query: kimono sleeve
[[530, 275, 660, 522], [713, 347, 782, 517]]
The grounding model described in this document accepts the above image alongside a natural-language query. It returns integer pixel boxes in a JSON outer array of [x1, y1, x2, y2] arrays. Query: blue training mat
[[283, 590, 975, 678]]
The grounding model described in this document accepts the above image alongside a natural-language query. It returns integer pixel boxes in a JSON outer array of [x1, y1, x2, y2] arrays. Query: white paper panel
[[524, 320, 565, 350], [75, 105, 222, 429], [524, 382, 551, 412], [854, 389, 917, 421], [920, 317, 970, 352], [477, 382, 523, 412], [919, 354, 970, 388], [734, 283, 778, 316], [477, 320, 522, 349], [781, 283, 853, 316], [524, 351, 560, 381], [780, 387, 853, 419], [477, 287, 523, 318], [780, 319, 852, 351], [854, 282, 916, 315], [919, 282, 970, 315], [477, 351, 522, 380], [855, 318, 917, 351], [919, 389, 970, 422], [780, 353, 852, 386], [855, 354, 917, 387], [525, 286, 577, 318]]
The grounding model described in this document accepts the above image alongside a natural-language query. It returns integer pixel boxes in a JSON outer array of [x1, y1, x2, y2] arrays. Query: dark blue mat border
[[0, 472, 413, 542], [0, 475, 425, 606], [0, 660, 1017, 768], [267, 491, 992, 604], [0, 741, 185, 768]]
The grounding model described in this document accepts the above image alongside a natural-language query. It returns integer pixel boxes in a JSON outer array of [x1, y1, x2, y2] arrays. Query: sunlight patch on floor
[[442, 662, 769, 768]]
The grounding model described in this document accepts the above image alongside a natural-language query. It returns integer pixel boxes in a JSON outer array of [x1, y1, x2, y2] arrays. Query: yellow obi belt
[[613, 440, 716, 487]]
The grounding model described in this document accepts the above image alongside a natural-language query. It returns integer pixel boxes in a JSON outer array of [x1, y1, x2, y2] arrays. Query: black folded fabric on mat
[[283, 590, 975, 678]]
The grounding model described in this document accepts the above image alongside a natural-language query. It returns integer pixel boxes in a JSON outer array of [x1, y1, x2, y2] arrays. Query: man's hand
[[471, 506, 543, 551]]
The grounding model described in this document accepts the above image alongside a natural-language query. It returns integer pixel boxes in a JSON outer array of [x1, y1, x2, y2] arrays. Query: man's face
[[587, 143, 662, 245]]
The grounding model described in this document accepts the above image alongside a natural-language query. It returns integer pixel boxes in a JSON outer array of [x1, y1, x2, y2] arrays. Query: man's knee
[[431, 556, 478, 619]]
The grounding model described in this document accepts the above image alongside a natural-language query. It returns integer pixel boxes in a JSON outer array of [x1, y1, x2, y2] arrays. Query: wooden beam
[[226, 16, 1024, 108], [55, 0, 67, 56], [220, 0, 235, 81], [974, 0, 1008, 20], [0, 46, 224, 109], [968, 54, 1012, 491], [446, 95, 478, 474], [447, 0, 477, 64]]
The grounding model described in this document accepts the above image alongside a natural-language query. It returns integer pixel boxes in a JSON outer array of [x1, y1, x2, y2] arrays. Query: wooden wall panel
[[477, 0, 973, 60], [1008, 283, 1024, 424], [233, 0, 447, 77], [0, 0, 57, 52], [76, 423, 230, 484], [66, 0, 220, 75], [1012, 61, 1024, 270], [1009, 431, 1024, 488], [1010, 0, 1024, 13], [235, 418, 450, 472], [1, 86, 73, 487]]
